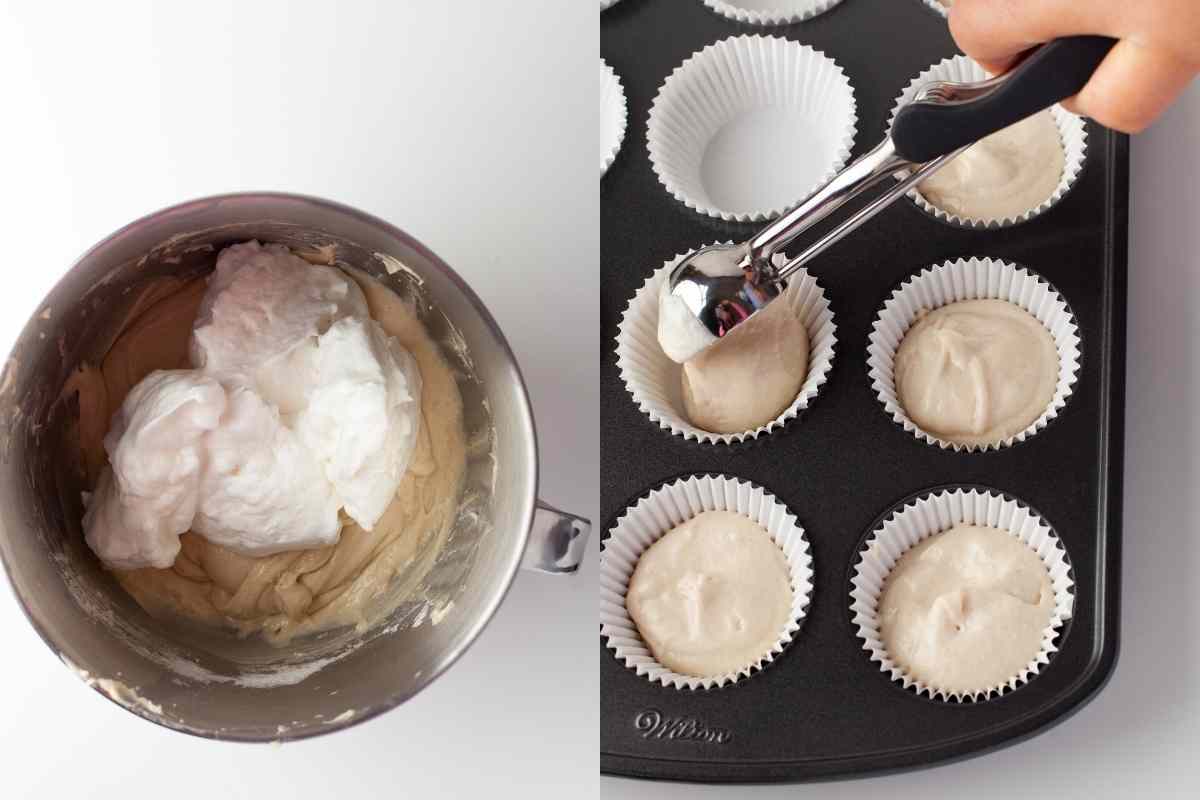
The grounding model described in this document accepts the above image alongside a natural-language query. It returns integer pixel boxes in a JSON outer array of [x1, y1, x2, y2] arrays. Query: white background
[[602, 53, 1200, 800], [0, 2, 597, 798]]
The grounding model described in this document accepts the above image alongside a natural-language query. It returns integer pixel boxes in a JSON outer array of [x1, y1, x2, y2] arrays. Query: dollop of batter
[[879, 524, 1054, 695], [657, 287, 717, 364], [626, 510, 792, 678], [680, 300, 809, 434], [65, 249, 466, 642], [918, 109, 1064, 220], [895, 299, 1057, 447]]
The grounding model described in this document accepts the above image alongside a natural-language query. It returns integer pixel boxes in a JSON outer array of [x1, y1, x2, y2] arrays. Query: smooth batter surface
[[626, 510, 792, 677], [879, 524, 1054, 694], [66, 264, 466, 643], [681, 300, 809, 434], [895, 299, 1058, 447], [918, 109, 1064, 220]]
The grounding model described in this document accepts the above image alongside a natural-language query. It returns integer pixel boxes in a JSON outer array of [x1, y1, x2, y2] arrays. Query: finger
[[949, 0, 1130, 66], [1059, 95, 1084, 116], [1067, 38, 1195, 132], [974, 57, 1014, 77]]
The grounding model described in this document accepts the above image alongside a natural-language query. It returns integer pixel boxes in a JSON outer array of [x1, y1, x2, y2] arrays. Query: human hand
[[948, 0, 1200, 132]]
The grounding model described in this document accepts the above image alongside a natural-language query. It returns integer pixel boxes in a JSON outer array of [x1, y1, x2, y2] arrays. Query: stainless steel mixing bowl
[[0, 193, 589, 740]]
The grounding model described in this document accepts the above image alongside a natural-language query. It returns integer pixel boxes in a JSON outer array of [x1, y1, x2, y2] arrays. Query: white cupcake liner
[[849, 487, 1075, 702], [918, 0, 950, 18], [601, 59, 628, 177], [890, 55, 1088, 228], [700, 0, 843, 27], [616, 243, 837, 445], [647, 35, 857, 222], [600, 474, 814, 690], [867, 257, 1080, 452]]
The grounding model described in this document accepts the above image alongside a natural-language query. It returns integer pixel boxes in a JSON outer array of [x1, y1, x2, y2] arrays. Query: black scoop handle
[[891, 35, 1117, 164]]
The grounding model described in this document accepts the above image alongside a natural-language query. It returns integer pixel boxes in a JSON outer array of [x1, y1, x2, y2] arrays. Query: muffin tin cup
[[849, 487, 1075, 703], [617, 243, 837, 445], [601, 58, 628, 177], [867, 256, 1081, 452], [600, 474, 814, 691], [889, 55, 1088, 229], [699, 0, 843, 27], [647, 35, 857, 222]]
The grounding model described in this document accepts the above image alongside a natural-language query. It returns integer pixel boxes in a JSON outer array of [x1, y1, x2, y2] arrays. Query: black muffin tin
[[601, 0, 1127, 782]]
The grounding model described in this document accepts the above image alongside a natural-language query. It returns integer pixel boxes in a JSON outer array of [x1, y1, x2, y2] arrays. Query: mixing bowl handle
[[522, 501, 591, 574]]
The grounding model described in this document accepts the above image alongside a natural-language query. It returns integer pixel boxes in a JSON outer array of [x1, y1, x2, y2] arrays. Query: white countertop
[[603, 75, 1200, 800], [0, 2, 596, 797]]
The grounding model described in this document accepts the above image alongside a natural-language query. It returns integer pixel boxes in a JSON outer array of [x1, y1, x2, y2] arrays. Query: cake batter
[[878, 523, 1054, 695], [894, 298, 1058, 447], [64, 247, 466, 643], [679, 299, 809, 434], [626, 510, 792, 677], [918, 109, 1064, 220]]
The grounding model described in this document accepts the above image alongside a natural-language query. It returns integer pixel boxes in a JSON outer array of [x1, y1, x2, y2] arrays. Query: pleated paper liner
[[647, 35, 857, 222], [601, 58, 628, 177], [849, 487, 1074, 702], [866, 256, 1080, 452], [889, 54, 1087, 228], [600, 474, 814, 690], [616, 243, 836, 445], [699, 0, 843, 27]]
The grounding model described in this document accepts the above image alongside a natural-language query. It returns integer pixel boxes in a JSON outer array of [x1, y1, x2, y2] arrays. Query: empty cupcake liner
[[601, 59, 628, 177], [849, 487, 1075, 702], [889, 55, 1087, 228], [600, 474, 814, 690], [918, 0, 950, 18], [867, 256, 1080, 452], [700, 0, 844, 26], [647, 35, 857, 222], [616, 243, 837, 445]]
